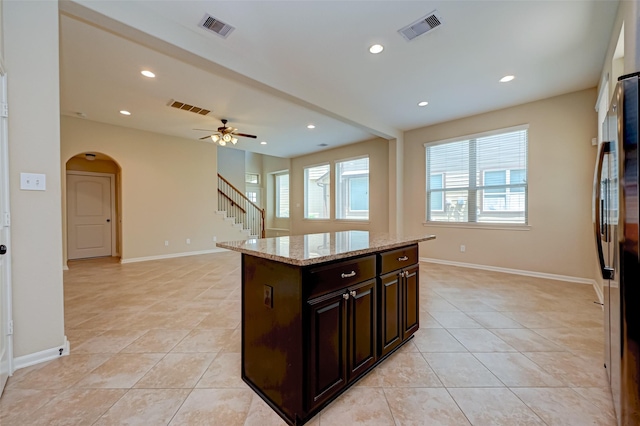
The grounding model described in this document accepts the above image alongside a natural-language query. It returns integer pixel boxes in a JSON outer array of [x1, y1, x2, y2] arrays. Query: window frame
[[245, 173, 260, 185], [274, 172, 290, 219], [335, 155, 370, 221], [424, 124, 529, 227], [304, 163, 331, 220]]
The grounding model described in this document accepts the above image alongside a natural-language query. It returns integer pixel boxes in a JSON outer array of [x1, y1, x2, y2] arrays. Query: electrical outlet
[[460, 245, 466, 253], [186, 238, 191, 245], [164, 240, 169, 246], [263, 285, 273, 308]]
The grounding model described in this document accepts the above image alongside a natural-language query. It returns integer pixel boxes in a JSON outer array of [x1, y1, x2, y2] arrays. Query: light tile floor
[[0, 252, 616, 425]]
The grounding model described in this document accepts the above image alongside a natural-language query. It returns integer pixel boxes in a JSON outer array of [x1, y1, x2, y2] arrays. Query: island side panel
[[242, 254, 304, 423]]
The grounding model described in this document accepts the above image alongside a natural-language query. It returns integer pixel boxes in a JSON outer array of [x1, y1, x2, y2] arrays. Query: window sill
[[302, 218, 371, 224], [422, 222, 531, 231]]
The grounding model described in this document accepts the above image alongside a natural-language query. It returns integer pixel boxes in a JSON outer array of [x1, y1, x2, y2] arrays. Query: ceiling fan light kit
[[197, 119, 256, 146]]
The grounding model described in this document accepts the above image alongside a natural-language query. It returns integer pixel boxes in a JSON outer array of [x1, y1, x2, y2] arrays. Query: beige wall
[[404, 88, 598, 280], [66, 157, 119, 174], [290, 138, 389, 236], [5, 1, 65, 357], [217, 147, 245, 192], [61, 116, 234, 261], [245, 152, 263, 177]]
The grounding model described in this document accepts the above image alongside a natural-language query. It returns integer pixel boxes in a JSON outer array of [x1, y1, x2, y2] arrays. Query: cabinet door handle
[[343, 293, 350, 300], [341, 271, 356, 278], [350, 290, 357, 297], [400, 271, 407, 278], [398, 256, 409, 261]]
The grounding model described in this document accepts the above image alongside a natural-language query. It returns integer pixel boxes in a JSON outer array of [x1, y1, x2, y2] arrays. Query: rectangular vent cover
[[199, 14, 235, 38], [168, 100, 211, 116], [399, 10, 443, 41]]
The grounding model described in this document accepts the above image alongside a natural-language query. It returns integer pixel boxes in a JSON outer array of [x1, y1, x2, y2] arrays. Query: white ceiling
[[59, 0, 619, 158]]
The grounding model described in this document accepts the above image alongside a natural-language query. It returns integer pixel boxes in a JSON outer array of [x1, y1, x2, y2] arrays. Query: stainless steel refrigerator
[[595, 72, 640, 425]]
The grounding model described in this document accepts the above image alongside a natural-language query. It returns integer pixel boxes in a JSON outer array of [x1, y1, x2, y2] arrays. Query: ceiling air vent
[[168, 100, 211, 116], [199, 14, 235, 38], [398, 10, 443, 41]]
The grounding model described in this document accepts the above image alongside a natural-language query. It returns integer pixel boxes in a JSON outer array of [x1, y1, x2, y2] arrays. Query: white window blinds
[[425, 126, 528, 224]]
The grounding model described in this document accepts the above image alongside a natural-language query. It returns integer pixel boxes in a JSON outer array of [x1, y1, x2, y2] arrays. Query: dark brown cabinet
[[307, 279, 376, 411], [402, 264, 420, 339], [379, 271, 402, 356], [378, 245, 419, 356], [241, 243, 420, 426]]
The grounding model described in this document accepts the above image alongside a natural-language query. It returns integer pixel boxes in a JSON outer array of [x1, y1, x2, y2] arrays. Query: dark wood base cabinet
[[241, 244, 419, 425]]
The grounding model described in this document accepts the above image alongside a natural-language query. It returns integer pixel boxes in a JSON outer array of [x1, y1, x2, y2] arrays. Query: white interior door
[[67, 173, 113, 260], [0, 65, 12, 395]]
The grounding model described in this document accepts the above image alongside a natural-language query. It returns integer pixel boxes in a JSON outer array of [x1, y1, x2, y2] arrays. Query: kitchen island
[[217, 230, 435, 425]]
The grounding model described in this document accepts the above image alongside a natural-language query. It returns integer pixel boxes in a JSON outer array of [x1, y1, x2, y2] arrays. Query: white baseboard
[[14, 336, 70, 371], [120, 248, 229, 264], [592, 280, 604, 307], [420, 257, 597, 286]]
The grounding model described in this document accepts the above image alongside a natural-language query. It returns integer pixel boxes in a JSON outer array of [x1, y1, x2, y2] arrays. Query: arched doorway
[[65, 152, 121, 261]]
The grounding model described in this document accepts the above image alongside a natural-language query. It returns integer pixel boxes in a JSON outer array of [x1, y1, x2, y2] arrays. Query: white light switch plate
[[20, 173, 46, 191]]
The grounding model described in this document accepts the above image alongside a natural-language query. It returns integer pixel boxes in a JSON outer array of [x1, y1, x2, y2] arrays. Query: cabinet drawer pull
[[398, 256, 409, 261], [341, 271, 356, 278], [350, 290, 357, 297]]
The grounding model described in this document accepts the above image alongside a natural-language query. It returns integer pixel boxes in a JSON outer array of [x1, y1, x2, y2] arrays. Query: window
[[304, 164, 330, 219], [429, 173, 444, 212], [245, 173, 259, 185], [336, 157, 369, 220], [425, 126, 528, 224], [275, 173, 289, 218], [482, 169, 525, 212], [246, 191, 257, 203]]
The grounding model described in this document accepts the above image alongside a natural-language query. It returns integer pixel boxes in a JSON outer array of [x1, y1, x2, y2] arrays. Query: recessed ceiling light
[[369, 44, 384, 54], [141, 70, 156, 78], [307, 124, 316, 129], [120, 110, 131, 116], [500, 75, 515, 83], [418, 101, 429, 107], [260, 141, 267, 145]]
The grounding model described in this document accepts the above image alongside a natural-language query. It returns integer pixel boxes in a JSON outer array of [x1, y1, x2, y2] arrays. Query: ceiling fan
[[196, 119, 257, 146]]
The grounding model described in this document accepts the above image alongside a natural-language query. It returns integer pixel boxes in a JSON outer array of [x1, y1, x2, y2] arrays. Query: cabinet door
[[307, 292, 347, 411], [378, 272, 402, 357], [347, 279, 377, 381], [402, 265, 420, 340]]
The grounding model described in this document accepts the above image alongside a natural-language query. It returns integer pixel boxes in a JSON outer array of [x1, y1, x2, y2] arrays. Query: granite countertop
[[216, 230, 436, 266]]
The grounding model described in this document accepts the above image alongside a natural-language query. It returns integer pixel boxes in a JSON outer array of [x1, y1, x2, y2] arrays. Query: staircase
[[217, 174, 265, 238]]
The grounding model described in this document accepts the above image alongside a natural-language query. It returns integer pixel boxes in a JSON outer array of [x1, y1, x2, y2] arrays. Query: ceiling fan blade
[[193, 128, 217, 131], [234, 132, 257, 139], [199, 135, 213, 140]]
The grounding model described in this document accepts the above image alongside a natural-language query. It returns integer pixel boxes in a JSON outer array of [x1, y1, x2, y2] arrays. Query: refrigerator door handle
[[594, 141, 614, 280]]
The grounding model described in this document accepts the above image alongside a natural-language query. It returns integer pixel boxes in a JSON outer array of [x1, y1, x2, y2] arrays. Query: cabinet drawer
[[379, 245, 418, 275], [306, 255, 376, 299]]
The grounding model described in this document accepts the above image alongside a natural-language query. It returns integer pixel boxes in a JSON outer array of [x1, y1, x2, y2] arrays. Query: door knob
[[0, 245, 7, 255]]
